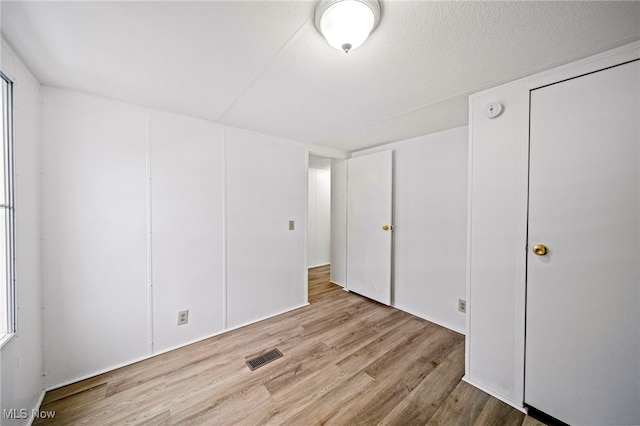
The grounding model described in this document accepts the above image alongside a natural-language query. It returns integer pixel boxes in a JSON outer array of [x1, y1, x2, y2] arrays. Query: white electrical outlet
[[177, 310, 189, 325], [458, 299, 466, 313]]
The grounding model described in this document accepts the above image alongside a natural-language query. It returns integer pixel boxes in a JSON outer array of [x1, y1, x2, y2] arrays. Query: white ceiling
[[2, 1, 639, 153]]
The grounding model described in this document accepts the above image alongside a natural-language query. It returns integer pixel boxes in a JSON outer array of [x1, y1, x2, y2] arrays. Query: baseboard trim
[[223, 303, 310, 334], [27, 390, 47, 425], [392, 303, 466, 336], [308, 263, 330, 269], [462, 376, 527, 414], [44, 302, 310, 392]]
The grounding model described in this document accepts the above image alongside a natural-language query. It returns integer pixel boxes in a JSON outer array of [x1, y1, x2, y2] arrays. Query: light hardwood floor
[[34, 265, 545, 425]]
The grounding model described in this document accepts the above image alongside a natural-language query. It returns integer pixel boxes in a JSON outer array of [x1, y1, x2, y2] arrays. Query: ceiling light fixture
[[315, 0, 381, 53]]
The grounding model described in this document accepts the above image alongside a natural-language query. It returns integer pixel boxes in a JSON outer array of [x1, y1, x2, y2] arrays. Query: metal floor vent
[[246, 348, 283, 371]]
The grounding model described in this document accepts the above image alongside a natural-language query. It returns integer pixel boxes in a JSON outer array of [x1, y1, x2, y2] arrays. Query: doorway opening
[[307, 154, 331, 269], [307, 153, 347, 303]]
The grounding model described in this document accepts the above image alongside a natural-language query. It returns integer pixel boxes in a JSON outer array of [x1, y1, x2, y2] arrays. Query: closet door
[[347, 151, 392, 305], [525, 60, 639, 425]]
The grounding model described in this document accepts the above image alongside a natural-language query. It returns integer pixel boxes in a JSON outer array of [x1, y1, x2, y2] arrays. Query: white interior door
[[525, 60, 640, 425], [347, 151, 392, 305]]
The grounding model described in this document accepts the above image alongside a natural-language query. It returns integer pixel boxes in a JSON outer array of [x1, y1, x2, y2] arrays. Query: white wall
[[329, 159, 347, 286], [40, 88, 307, 388], [393, 127, 468, 333], [0, 40, 44, 425], [308, 169, 316, 267], [41, 89, 150, 387], [466, 84, 529, 406], [351, 126, 469, 334], [150, 111, 225, 353], [307, 168, 330, 268], [225, 127, 307, 328]]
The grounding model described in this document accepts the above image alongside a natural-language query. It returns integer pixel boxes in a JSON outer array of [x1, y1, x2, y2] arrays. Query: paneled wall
[[40, 87, 307, 388], [41, 89, 154, 386], [149, 112, 225, 353], [350, 126, 469, 333], [392, 127, 468, 333], [466, 83, 528, 405], [225, 127, 306, 329]]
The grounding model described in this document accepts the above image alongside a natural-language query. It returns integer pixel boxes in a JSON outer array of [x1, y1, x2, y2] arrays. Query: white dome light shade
[[315, 0, 381, 53]]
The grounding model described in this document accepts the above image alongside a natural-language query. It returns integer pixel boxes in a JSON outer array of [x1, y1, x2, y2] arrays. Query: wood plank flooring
[[34, 265, 545, 425]]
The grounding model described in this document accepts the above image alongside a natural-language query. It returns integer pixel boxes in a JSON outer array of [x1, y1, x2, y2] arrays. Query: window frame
[[0, 70, 15, 348]]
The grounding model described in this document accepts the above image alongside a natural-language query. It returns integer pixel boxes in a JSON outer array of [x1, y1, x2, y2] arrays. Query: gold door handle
[[382, 225, 391, 231], [533, 244, 548, 256]]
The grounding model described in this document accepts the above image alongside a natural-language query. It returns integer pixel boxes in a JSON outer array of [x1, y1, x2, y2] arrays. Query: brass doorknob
[[533, 244, 548, 256], [382, 225, 391, 231]]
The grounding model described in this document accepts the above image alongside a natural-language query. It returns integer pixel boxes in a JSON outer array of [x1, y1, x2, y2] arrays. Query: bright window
[[0, 71, 15, 344]]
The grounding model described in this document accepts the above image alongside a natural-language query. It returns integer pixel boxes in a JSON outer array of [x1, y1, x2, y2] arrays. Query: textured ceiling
[[2, 1, 639, 153]]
